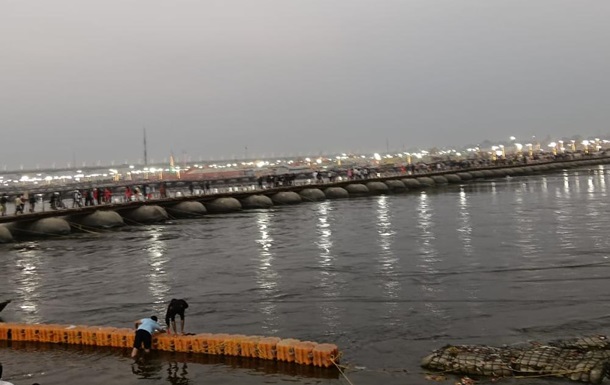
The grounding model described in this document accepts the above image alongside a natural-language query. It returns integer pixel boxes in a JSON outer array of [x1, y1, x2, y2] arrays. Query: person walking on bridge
[[125, 186, 132, 202], [104, 188, 112, 203], [28, 193, 36, 213], [0, 194, 7, 216], [72, 190, 82, 208], [84, 189, 94, 206], [14, 195, 24, 215], [96, 187, 103, 204]]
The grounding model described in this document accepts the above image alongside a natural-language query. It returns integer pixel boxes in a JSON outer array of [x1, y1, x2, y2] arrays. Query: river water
[[2, 166, 610, 385]]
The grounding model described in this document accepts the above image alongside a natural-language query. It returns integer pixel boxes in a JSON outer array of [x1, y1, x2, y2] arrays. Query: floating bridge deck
[[1, 156, 608, 228]]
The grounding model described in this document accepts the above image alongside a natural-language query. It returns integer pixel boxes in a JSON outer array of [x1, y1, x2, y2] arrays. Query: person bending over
[[165, 298, 189, 335], [131, 315, 165, 358]]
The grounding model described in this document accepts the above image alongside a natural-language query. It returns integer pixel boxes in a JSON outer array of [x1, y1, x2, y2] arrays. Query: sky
[[2, 0, 610, 169]]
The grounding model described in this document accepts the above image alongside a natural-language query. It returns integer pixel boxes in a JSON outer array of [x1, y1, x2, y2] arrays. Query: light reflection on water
[[562, 171, 571, 199], [457, 187, 482, 314], [14, 244, 42, 323], [588, 176, 595, 195], [512, 181, 539, 258], [555, 172, 576, 251], [574, 171, 581, 191], [584, 168, 610, 250], [146, 226, 170, 315], [375, 195, 399, 323], [458, 188, 473, 258], [416, 191, 435, 264], [254, 210, 279, 334], [541, 175, 549, 196], [416, 191, 445, 318], [315, 201, 339, 334]]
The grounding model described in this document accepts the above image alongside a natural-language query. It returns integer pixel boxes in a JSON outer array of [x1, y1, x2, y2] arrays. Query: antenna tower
[[143, 127, 148, 166]]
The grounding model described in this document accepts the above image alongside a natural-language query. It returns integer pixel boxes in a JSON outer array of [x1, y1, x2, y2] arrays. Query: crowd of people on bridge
[[0, 192, 37, 216], [0, 151, 595, 217]]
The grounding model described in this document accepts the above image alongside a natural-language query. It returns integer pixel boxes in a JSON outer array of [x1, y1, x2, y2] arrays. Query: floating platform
[[0, 323, 340, 368]]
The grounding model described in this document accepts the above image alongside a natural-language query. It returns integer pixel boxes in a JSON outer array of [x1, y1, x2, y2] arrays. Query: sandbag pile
[[422, 336, 610, 384]]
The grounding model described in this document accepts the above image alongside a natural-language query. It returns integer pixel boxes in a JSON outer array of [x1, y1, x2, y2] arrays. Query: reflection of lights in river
[[417, 192, 436, 264], [15, 244, 42, 323], [555, 173, 575, 250], [255, 211, 279, 333], [376, 195, 399, 293], [574, 171, 581, 191], [588, 176, 595, 195], [583, 167, 607, 242], [146, 226, 170, 315], [513, 182, 537, 257], [416, 192, 443, 317], [541, 176, 548, 195], [458, 189, 473, 256], [315, 201, 339, 332], [562, 171, 571, 198], [316, 202, 333, 269], [458, 189, 482, 313]]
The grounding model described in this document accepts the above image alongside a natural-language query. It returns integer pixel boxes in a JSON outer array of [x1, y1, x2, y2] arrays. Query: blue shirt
[[137, 318, 163, 334]]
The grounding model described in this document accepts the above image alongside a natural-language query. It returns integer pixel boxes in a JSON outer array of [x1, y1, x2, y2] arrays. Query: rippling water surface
[[3, 166, 610, 385]]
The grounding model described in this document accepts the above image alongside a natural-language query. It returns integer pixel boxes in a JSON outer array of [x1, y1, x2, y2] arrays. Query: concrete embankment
[[0, 157, 608, 242]]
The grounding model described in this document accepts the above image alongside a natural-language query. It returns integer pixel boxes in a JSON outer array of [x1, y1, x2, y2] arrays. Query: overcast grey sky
[[2, 0, 609, 169]]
